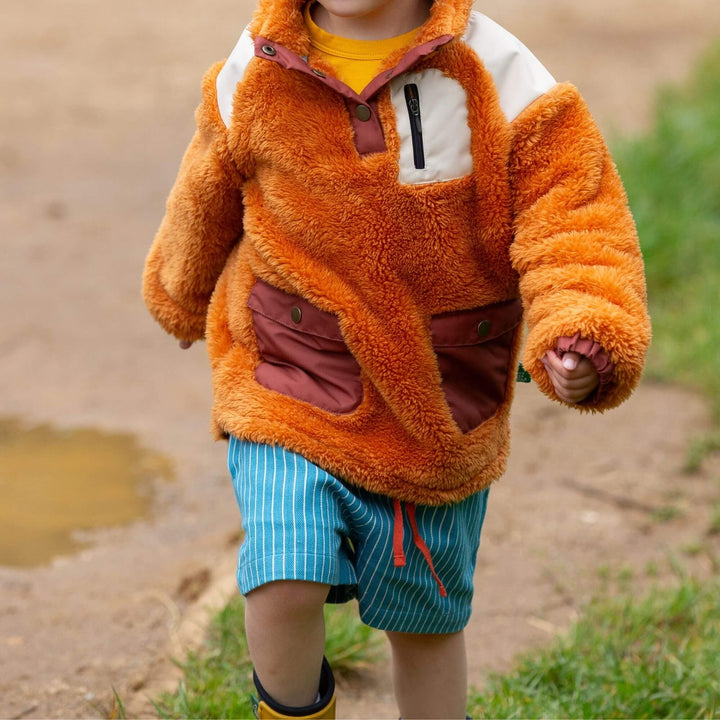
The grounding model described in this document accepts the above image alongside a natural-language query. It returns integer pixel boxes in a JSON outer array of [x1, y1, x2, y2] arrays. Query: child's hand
[[541, 350, 599, 404]]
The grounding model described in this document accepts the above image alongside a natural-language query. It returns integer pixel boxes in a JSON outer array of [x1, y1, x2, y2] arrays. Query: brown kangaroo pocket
[[431, 298, 523, 433], [247, 280, 363, 414]]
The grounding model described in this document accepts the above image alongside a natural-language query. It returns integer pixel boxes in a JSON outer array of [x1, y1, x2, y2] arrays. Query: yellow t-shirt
[[304, 3, 419, 94]]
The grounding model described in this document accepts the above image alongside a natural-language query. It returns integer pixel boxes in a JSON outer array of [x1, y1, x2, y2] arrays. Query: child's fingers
[[546, 373, 598, 402], [545, 371, 597, 393], [543, 351, 595, 380], [542, 350, 560, 370], [543, 350, 577, 378], [561, 351, 582, 371], [542, 350, 599, 402], [552, 373, 598, 391]]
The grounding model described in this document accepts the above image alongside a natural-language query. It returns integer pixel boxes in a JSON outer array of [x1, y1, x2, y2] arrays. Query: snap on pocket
[[430, 298, 523, 433], [246, 281, 364, 414]]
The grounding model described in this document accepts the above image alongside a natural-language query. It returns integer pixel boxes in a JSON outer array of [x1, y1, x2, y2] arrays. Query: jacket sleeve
[[142, 61, 245, 342], [508, 82, 651, 411]]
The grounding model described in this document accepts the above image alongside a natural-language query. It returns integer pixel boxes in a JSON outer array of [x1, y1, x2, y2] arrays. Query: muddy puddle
[[0, 419, 173, 568]]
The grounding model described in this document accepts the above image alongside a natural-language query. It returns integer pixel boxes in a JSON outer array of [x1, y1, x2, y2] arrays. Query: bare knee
[[246, 580, 329, 621], [386, 629, 463, 649], [386, 629, 466, 666]]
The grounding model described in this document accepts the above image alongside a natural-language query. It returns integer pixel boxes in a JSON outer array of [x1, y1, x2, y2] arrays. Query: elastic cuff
[[253, 657, 335, 717], [556, 332, 614, 405]]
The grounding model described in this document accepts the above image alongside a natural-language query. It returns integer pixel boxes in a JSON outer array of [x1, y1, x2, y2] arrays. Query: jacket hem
[[213, 411, 505, 506]]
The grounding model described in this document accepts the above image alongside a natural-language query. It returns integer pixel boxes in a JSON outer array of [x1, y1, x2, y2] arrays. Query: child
[[143, 0, 651, 715]]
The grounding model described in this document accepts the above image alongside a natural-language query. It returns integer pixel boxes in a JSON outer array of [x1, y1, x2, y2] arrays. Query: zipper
[[403, 83, 425, 170]]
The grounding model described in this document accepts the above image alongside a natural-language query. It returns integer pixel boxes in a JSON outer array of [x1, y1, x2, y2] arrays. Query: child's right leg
[[245, 580, 330, 707]]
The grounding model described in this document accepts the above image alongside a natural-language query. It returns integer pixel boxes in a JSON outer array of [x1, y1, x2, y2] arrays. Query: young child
[[143, 0, 651, 715]]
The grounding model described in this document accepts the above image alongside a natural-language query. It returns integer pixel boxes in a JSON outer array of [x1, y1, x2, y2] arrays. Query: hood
[[248, 0, 475, 57]]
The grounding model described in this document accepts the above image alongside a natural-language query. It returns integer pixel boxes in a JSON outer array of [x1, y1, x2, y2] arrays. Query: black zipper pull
[[403, 83, 425, 170]]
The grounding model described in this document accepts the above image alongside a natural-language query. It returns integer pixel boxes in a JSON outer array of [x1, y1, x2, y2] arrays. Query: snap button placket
[[477, 320, 492, 338], [354, 104, 372, 122], [290, 306, 303, 324], [261, 45, 277, 56]]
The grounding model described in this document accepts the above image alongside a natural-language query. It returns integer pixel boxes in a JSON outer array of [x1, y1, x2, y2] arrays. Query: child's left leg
[[385, 629, 467, 720]]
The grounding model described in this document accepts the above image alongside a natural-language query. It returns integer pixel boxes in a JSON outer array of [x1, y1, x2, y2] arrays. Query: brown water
[[0, 420, 173, 568]]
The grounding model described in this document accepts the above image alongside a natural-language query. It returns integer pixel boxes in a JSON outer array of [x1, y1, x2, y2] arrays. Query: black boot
[[252, 657, 336, 719]]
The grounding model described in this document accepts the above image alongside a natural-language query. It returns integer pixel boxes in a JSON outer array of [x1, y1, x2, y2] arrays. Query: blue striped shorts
[[228, 437, 490, 633]]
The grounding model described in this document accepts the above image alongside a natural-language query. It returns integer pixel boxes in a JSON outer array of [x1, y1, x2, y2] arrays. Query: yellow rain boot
[[252, 657, 336, 719]]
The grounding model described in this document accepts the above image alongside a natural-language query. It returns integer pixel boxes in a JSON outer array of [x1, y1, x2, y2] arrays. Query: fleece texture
[[142, 0, 651, 505]]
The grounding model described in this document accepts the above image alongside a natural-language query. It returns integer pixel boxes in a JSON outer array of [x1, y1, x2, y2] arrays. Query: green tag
[[516, 363, 532, 383]]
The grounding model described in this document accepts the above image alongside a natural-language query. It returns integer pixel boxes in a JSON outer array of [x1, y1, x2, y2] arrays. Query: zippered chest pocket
[[404, 83, 425, 170], [390, 69, 473, 185]]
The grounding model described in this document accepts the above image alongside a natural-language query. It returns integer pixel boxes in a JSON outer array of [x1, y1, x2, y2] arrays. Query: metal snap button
[[290, 306, 303, 324], [261, 45, 277, 56], [355, 104, 372, 122], [477, 320, 491, 338], [312, 68, 326, 78]]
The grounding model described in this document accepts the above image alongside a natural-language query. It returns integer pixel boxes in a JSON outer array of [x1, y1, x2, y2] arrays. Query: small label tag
[[516, 363, 532, 383]]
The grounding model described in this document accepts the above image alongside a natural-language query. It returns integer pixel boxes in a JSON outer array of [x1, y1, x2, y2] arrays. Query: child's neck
[[310, 0, 430, 41]]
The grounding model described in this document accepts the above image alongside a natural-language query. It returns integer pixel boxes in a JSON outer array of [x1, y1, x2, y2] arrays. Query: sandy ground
[[1, 0, 719, 717]]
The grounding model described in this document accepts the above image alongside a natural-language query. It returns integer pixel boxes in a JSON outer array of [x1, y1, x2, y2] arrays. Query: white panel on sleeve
[[462, 12, 556, 122], [390, 69, 473, 185], [216, 25, 255, 127]]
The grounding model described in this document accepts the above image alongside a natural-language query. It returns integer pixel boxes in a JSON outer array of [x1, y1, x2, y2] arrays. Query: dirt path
[[1, 1, 719, 718]]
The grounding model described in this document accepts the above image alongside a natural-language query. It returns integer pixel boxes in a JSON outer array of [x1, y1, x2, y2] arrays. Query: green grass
[[613, 42, 720, 422], [153, 598, 255, 720], [153, 597, 383, 719], [686, 434, 720, 474], [468, 578, 720, 719], [110, 687, 128, 720], [709, 505, 720, 536]]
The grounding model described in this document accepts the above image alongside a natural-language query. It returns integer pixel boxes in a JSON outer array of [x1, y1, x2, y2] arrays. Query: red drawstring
[[406, 504, 448, 598], [393, 498, 407, 567], [392, 499, 448, 597]]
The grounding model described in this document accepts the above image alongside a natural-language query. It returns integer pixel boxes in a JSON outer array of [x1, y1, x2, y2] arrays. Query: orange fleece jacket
[[143, 0, 651, 505]]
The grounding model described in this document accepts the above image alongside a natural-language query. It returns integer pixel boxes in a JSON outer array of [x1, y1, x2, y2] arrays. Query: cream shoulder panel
[[390, 70, 473, 185], [462, 12, 556, 122], [216, 25, 255, 127]]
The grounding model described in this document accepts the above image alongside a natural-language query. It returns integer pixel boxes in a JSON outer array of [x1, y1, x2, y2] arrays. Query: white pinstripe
[[269, 446, 277, 579], [309, 460, 317, 581], [297, 454, 308, 580]]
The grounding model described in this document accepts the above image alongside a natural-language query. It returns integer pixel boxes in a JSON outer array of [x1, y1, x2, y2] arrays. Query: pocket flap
[[430, 298, 523, 348], [247, 280, 346, 342]]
